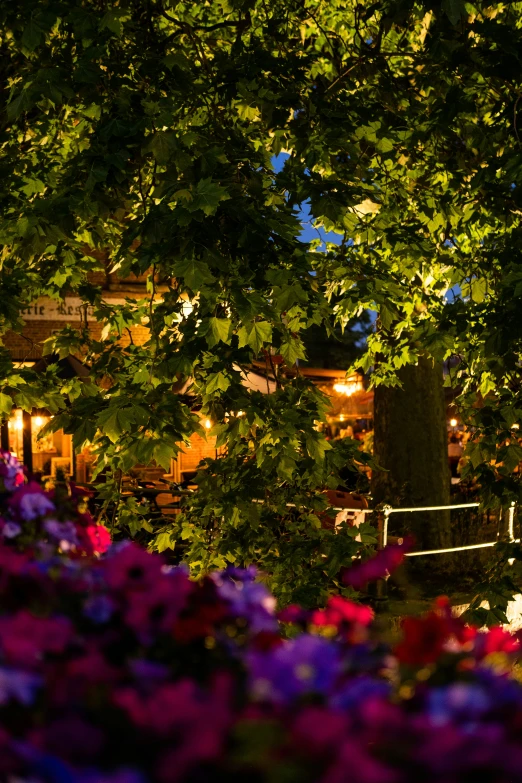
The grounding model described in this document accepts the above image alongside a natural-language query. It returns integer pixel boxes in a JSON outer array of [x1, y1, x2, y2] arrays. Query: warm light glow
[[339, 414, 345, 422], [512, 423, 520, 430], [33, 416, 45, 428], [333, 381, 359, 397], [181, 300, 194, 318], [237, 410, 245, 417], [15, 419, 23, 431], [204, 419, 212, 430], [449, 418, 458, 427]]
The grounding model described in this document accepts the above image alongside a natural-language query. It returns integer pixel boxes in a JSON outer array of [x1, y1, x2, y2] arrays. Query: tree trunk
[[372, 354, 451, 551]]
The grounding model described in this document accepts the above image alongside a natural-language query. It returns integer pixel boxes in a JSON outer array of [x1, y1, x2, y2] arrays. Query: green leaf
[[305, 435, 332, 462], [172, 257, 215, 290], [155, 531, 175, 553], [247, 321, 272, 353], [208, 317, 232, 345], [152, 439, 175, 471], [100, 10, 125, 36], [0, 393, 13, 417], [150, 132, 176, 164], [280, 337, 306, 365], [206, 371, 231, 394], [442, 0, 465, 25], [22, 18, 45, 51], [190, 178, 230, 215]]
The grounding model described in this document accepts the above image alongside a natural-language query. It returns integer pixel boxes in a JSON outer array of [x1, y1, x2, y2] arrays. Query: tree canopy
[[2, 0, 522, 602]]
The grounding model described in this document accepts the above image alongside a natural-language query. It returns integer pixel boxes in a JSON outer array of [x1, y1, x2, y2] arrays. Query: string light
[[449, 418, 458, 427]]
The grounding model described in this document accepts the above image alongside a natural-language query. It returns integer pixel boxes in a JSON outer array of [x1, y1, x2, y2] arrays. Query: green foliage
[[3, 0, 522, 604]]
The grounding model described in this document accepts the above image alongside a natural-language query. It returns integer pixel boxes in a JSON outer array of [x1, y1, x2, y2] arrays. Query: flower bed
[[0, 451, 522, 782]]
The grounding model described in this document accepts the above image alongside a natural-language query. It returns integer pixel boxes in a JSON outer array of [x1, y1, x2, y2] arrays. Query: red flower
[[395, 612, 449, 666]]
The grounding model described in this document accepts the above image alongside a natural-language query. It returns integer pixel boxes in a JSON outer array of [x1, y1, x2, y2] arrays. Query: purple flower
[[1, 520, 21, 539], [426, 683, 491, 727], [8, 481, 55, 521], [44, 519, 80, 547], [0, 450, 24, 492], [83, 594, 115, 624], [211, 567, 277, 633], [248, 634, 341, 703], [331, 676, 392, 710], [130, 659, 170, 682], [0, 666, 41, 705]]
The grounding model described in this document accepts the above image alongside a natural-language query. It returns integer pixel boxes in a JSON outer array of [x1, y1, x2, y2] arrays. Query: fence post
[[375, 506, 392, 601], [508, 501, 516, 543]]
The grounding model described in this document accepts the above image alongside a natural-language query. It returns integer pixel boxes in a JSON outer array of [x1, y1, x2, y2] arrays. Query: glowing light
[[449, 418, 458, 427], [15, 419, 23, 431], [203, 419, 212, 430], [237, 410, 245, 417], [181, 300, 194, 318], [33, 416, 45, 428], [333, 377, 362, 397], [339, 414, 345, 422], [512, 423, 520, 430]]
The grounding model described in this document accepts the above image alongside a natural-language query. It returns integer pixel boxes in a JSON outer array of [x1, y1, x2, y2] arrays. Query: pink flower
[[312, 595, 374, 631], [476, 626, 520, 658], [8, 481, 55, 521], [0, 610, 72, 668], [104, 543, 164, 592], [76, 524, 111, 556], [342, 539, 412, 590]]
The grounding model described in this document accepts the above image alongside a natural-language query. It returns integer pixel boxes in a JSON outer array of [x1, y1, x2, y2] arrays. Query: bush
[[0, 451, 522, 782]]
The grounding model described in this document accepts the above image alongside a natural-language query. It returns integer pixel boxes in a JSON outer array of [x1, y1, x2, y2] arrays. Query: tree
[[2, 1, 522, 604], [372, 354, 451, 551]]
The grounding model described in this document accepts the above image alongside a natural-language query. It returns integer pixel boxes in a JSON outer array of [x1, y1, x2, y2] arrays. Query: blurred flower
[[8, 481, 55, 521], [248, 634, 341, 703], [0, 666, 41, 705], [0, 610, 72, 668], [342, 539, 412, 590], [83, 594, 115, 624], [211, 567, 277, 633], [104, 543, 164, 592], [44, 519, 79, 547], [312, 595, 373, 639], [1, 521, 21, 539], [427, 682, 490, 726], [76, 524, 111, 556], [0, 450, 24, 492]]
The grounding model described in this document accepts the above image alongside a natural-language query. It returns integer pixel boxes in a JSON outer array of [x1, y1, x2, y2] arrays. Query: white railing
[[381, 501, 517, 556], [253, 498, 517, 557]]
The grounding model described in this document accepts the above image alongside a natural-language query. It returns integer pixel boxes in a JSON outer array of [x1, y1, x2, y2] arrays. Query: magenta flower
[[0, 610, 72, 668], [104, 543, 164, 592], [342, 539, 412, 590]]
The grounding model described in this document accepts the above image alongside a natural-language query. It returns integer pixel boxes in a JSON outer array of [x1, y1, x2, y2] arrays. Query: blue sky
[[272, 153, 342, 248]]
